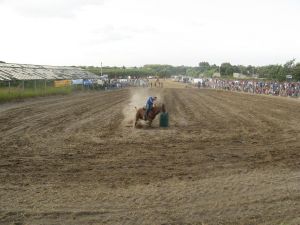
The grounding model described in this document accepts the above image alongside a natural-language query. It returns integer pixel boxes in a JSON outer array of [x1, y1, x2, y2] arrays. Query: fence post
[[22, 80, 25, 92], [44, 79, 47, 92], [34, 80, 37, 92], [8, 81, 11, 94]]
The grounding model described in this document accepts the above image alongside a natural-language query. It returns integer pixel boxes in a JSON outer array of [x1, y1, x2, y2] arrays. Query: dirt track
[[0, 82, 300, 225]]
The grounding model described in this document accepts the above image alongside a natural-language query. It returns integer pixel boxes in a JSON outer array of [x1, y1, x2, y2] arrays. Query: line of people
[[197, 79, 300, 98]]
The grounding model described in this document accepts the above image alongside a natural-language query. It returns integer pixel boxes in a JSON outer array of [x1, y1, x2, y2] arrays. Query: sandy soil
[[0, 81, 300, 225]]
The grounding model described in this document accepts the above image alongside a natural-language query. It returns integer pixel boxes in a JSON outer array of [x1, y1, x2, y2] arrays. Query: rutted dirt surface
[[0, 84, 300, 225]]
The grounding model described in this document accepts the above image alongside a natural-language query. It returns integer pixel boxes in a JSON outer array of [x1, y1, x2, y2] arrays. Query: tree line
[[84, 59, 300, 81]]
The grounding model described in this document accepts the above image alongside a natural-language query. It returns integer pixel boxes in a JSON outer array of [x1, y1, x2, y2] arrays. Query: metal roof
[[0, 63, 99, 81]]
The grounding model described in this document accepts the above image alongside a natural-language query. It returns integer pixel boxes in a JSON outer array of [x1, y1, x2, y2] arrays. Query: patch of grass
[[0, 87, 72, 103]]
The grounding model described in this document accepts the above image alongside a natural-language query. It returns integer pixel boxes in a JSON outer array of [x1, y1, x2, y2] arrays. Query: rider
[[144, 96, 157, 120]]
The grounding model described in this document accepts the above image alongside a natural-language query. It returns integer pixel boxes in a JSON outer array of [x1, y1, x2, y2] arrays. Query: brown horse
[[135, 104, 165, 127]]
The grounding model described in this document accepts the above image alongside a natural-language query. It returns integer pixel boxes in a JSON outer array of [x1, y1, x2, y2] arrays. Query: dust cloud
[[122, 88, 162, 127], [122, 88, 149, 127]]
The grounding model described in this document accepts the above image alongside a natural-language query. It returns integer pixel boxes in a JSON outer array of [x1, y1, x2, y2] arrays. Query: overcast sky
[[0, 0, 299, 67]]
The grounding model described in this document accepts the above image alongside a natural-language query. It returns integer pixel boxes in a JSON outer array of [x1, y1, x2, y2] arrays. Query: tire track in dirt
[[202, 89, 300, 148], [0, 90, 129, 140], [1, 170, 299, 225], [0, 86, 300, 225], [0, 89, 130, 187]]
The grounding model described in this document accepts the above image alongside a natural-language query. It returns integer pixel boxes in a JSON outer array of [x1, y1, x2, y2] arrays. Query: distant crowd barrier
[[72, 78, 150, 90], [0, 78, 151, 92], [196, 79, 300, 98], [0, 78, 152, 103]]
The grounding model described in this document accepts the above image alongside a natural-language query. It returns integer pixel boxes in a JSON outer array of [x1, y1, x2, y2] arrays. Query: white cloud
[[0, 0, 299, 66], [0, 0, 105, 18]]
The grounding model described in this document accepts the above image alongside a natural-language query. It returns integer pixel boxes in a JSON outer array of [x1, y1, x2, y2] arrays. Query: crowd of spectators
[[197, 79, 300, 98]]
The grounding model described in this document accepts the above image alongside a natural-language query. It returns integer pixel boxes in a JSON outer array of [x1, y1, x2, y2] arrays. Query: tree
[[84, 60, 300, 81], [198, 62, 210, 68], [292, 63, 300, 81], [283, 59, 296, 70], [232, 65, 240, 73], [246, 65, 254, 75], [198, 62, 210, 73], [282, 59, 296, 78], [186, 68, 199, 77], [220, 63, 233, 76]]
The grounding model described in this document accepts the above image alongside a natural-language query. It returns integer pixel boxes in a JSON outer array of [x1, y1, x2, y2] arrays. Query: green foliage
[[83, 59, 300, 81], [204, 68, 217, 77], [84, 64, 189, 78], [198, 61, 210, 68], [197, 62, 219, 77], [220, 63, 234, 76], [186, 68, 199, 77], [254, 59, 299, 81], [257, 64, 285, 81], [293, 63, 300, 81], [198, 62, 210, 73], [0, 86, 72, 103]]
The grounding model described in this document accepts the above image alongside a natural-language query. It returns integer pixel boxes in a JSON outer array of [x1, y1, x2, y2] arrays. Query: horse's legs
[[135, 117, 140, 127], [135, 112, 142, 127], [134, 113, 139, 127]]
